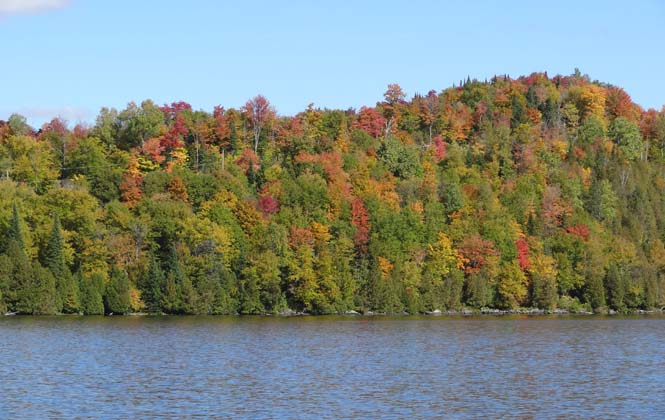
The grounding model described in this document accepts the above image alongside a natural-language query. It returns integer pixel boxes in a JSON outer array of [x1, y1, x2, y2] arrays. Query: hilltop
[[1, 70, 665, 315]]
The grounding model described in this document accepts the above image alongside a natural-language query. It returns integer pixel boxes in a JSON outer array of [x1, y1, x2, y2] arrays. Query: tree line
[[2, 70, 665, 315]]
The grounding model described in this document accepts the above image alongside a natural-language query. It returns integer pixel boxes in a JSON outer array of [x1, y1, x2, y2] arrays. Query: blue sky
[[1, 0, 664, 127]]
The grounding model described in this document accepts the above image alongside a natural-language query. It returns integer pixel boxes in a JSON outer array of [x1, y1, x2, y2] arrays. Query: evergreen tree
[[8, 202, 25, 250], [0, 254, 13, 312], [30, 264, 58, 315], [0, 286, 6, 314], [104, 267, 131, 314], [143, 253, 165, 313], [78, 272, 104, 315], [42, 214, 79, 312], [6, 240, 32, 313]]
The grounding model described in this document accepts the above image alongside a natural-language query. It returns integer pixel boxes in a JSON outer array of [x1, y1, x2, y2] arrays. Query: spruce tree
[[42, 214, 79, 312], [8, 202, 25, 250], [6, 239, 32, 313], [143, 253, 165, 313], [78, 272, 104, 315], [104, 267, 131, 314], [161, 246, 183, 313], [30, 264, 57, 315], [43, 214, 65, 277], [0, 254, 13, 312]]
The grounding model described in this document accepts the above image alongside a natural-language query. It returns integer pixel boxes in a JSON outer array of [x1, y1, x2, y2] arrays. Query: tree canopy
[[2, 71, 665, 314]]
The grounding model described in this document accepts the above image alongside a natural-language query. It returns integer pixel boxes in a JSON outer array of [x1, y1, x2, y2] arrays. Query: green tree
[[42, 213, 79, 313], [78, 272, 105, 315], [609, 117, 643, 161], [105, 267, 131, 314], [143, 253, 165, 312], [8, 202, 25, 250]]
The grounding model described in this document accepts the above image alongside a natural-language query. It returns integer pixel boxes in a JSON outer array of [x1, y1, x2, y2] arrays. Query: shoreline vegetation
[[2, 71, 665, 317]]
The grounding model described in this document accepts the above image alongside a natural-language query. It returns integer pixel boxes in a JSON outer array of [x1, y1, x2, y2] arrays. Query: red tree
[[258, 195, 279, 215], [243, 95, 275, 153], [432, 135, 447, 162], [458, 234, 499, 275], [351, 197, 370, 254], [353, 106, 386, 138], [515, 236, 530, 270]]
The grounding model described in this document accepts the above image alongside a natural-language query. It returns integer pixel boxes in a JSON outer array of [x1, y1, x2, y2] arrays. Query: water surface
[[1, 315, 664, 418]]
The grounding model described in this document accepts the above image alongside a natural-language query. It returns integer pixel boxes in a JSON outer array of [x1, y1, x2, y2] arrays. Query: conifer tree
[[42, 214, 79, 312], [104, 266, 131, 314], [8, 202, 25, 250], [78, 272, 104, 315], [143, 253, 165, 312]]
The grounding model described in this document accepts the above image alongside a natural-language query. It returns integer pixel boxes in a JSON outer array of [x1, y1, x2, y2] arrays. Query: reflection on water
[[1, 316, 664, 418]]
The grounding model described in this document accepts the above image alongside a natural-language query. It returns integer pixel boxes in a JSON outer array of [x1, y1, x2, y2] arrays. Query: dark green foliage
[[42, 214, 79, 312], [378, 137, 422, 179], [8, 203, 25, 250], [143, 254, 165, 312], [78, 272, 105, 315], [105, 267, 131, 314]]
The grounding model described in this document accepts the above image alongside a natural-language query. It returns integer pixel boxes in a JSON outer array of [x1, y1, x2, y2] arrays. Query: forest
[[2, 70, 665, 315]]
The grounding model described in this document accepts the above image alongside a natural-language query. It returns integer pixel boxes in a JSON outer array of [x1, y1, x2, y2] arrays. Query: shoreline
[[4, 309, 665, 317]]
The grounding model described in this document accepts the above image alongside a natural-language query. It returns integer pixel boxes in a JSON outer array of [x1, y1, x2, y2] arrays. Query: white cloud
[[0, 0, 70, 15]]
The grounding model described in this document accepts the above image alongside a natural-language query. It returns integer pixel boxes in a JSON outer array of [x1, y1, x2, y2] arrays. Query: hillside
[[1, 70, 665, 315]]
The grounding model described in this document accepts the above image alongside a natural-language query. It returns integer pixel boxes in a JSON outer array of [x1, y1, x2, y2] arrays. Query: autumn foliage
[[2, 71, 665, 315]]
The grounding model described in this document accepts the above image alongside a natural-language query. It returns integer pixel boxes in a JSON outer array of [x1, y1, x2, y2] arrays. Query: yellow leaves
[[362, 178, 400, 210], [420, 159, 437, 200], [234, 200, 266, 235], [602, 139, 614, 155], [166, 147, 188, 172], [498, 260, 529, 309], [551, 138, 569, 159], [568, 84, 607, 120], [325, 180, 347, 220], [427, 232, 463, 277], [529, 250, 557, 280], [377, 256, 394, 280], [310, 221, 332, 245], [608, 236, 637, 267], [648, 239, 665, 273], [200, 189, 239, 216], [334, 122, 350, 153], [179, 215, 237, 268], [409, 200, 424, 216], [137, 153, 160, 171], [78, 237, 109, 280], [580, 167, 592, 189], [126, 154, 142, 176], [129, 285, 144, 312], [263, 164, 283, 183]]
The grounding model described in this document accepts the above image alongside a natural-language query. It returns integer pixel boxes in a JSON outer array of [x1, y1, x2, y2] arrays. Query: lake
[[1, 315, 664, 419]]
